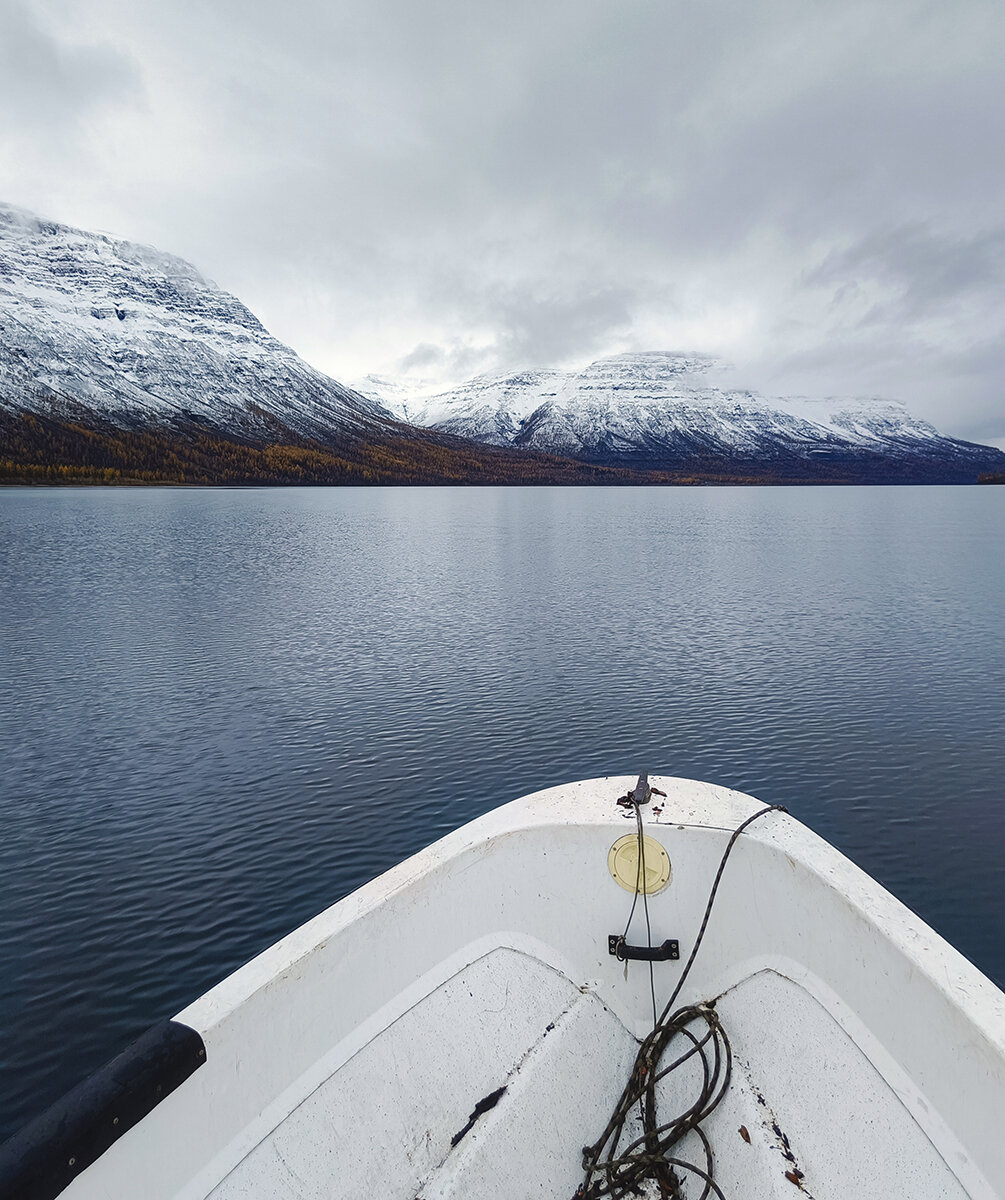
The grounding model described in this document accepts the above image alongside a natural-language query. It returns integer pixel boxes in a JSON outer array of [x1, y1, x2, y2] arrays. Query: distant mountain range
[[354, 354, 1005, 483], [2, 203, 1003, 485]]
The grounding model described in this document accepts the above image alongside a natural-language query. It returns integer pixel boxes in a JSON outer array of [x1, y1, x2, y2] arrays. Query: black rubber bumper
[[0, 1018, 206, 1200]]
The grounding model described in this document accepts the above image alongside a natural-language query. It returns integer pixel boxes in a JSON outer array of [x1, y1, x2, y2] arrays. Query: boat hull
[[4, 775, 1004, 1199]]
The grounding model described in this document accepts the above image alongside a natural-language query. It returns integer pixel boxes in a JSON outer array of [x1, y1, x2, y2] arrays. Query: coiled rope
[[576, 800, 784, 1200]]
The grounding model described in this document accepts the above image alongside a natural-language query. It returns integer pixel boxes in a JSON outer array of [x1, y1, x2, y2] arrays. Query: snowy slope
[[348, 374, 450, 426], [367, 351, 1003, 478], [0, 204, 393, 441]]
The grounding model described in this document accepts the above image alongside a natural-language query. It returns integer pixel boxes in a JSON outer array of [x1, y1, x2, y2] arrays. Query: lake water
[[1, 484, 1003, 1143]]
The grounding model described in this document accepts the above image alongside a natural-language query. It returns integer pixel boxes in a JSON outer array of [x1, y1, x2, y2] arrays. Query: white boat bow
[[3, 774, 1004, 1199]]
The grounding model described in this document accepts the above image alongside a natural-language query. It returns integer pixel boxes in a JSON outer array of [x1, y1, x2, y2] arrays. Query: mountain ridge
[[354, 352, 1004, 482]]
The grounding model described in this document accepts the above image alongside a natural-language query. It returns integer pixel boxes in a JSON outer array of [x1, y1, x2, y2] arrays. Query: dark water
[[1, 485, 1003, 1142]]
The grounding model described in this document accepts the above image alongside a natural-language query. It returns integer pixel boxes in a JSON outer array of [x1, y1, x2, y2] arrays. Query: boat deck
[[208, 947, 968, 1200]]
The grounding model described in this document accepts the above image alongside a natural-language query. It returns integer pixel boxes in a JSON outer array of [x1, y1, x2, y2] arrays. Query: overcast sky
[[2, 0, 1004, 444]]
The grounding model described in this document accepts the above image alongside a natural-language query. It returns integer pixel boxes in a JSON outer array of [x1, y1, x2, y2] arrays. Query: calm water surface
[[1, 485, 1003, 1141]]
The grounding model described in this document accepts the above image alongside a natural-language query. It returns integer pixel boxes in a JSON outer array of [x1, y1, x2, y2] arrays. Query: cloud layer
[[3, 0, 1004, 443]]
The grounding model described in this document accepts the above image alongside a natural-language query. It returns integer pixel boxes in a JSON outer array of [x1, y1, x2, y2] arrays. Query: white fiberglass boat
[[3, 774, 1004, 1200]]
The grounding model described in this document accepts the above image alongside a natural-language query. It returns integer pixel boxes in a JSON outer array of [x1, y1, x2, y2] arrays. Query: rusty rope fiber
[[576, 801, 785, 1200]]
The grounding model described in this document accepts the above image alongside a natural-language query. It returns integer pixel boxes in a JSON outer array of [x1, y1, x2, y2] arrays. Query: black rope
[[576, 801, 785, 1200]]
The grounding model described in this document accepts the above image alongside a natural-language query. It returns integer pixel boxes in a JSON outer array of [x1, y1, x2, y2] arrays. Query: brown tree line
[[0, 411, 802, 487]]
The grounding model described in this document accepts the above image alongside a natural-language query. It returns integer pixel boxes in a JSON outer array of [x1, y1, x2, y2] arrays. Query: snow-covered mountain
[[2, 204, 1000, 484], [359, 352, 1004, 480], [0, 204, 393, 442]]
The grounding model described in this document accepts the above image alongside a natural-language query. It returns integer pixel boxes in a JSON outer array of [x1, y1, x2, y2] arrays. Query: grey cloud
[[805, 225, 1005, 322], [399, 342, 445, 372], [0, 1, 140, 130], [487, 286, 636, 370]]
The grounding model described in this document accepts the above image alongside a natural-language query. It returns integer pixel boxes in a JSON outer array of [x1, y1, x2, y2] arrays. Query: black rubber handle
[[608, 935, 680, 962]]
